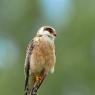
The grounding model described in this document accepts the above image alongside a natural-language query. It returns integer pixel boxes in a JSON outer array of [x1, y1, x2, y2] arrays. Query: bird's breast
[[30, 37, 55, 74]]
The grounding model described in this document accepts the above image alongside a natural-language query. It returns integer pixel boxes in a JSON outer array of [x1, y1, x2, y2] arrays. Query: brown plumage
[[24, 26, 56, 95]]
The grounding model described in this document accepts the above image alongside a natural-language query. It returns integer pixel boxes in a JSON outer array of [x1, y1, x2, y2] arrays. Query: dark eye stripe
[[44, 27, 53, 34]]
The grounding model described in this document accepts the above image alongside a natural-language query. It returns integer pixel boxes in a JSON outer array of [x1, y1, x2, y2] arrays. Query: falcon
[[24, 26, 56, 95]]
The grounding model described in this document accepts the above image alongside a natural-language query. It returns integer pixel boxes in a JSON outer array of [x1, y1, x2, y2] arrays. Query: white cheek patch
[[43, 30, 50, 35], [37, 28, 54, 41], [37, 28, 50, 36]]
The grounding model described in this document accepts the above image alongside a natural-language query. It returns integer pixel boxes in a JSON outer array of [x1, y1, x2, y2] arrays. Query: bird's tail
[[25, 70, 46, 95], [24, 75, 35, 95]]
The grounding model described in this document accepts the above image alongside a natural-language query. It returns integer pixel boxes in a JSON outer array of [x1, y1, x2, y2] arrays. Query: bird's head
[[37, 26, 56, 40]]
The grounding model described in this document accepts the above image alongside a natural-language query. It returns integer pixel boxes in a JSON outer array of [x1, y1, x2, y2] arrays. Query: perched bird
[[24, 26, 56, 95]]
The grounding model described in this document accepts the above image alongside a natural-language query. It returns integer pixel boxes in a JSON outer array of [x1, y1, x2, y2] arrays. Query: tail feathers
[[24, 88, 29, 95], [27, 80, 43, 95]]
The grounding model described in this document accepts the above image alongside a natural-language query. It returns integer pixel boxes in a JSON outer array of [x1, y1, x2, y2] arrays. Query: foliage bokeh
[[0, 0, 95, 95]]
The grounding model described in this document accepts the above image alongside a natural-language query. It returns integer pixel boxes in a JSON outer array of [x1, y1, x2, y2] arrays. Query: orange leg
[[36, 75, 43, 81]]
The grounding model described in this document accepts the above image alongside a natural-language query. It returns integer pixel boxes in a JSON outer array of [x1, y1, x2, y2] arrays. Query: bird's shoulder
[[25, 36, 41, 57]]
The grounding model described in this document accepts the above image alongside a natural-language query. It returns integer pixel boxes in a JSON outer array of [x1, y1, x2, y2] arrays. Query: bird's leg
[[30, 75, 46, 95], [35, 74, 46, 90], [36, 69, 46, 88], [30, 70, 46, 95]]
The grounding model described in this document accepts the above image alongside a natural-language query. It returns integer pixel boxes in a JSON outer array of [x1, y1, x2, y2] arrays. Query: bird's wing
[[24, 40, 35, 94]]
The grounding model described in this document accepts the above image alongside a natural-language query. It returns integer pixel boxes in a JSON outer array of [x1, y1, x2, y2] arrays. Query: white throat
[[43, 34, 54, 44], [37, 30, 54, 40]]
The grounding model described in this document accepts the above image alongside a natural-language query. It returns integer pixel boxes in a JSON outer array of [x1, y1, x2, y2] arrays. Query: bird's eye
[[54, 33, 56, 37]]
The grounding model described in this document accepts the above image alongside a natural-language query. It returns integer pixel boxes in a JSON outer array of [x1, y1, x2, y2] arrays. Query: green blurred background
[[0, 0, 95, 95]]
